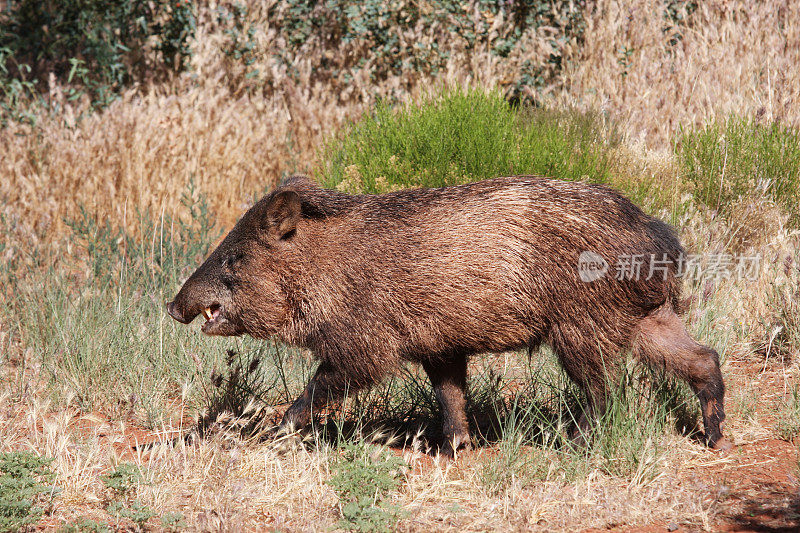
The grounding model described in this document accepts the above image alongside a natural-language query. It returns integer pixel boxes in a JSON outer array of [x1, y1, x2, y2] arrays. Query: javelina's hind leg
[[633, 304, 732, 451], [422, 353, 471, 458], [279, 361, 349, 434]]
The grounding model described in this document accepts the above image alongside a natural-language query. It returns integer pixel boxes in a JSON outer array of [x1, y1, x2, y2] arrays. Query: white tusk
[[203, 308, 212, 320]]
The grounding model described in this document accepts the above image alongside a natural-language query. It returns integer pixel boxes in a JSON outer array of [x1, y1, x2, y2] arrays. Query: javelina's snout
[[166, 289, 211, 326], [167, 281, 232, 335], [167, 187, 301, 338], [165, 300, 190, 324]]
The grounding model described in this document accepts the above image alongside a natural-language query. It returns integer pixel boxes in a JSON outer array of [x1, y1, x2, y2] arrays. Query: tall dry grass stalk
[[560, 0, 800, 145]]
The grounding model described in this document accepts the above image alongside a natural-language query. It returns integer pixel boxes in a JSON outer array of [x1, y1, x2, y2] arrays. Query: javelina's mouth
[[200, 303, 223, 332]]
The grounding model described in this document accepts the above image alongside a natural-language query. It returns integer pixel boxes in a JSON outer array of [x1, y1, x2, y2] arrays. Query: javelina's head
[[166, 188, 301, 338]]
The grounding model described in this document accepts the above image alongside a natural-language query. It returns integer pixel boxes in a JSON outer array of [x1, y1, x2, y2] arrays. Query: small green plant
[[60, 517, 112, 532], [106, 500, 157, 530], [0, 451, 58, 533], [101, 463, 141, 498], [101, 463, 157, 531], [677, 116, 800, 226], [160, 511, 187, 532], [328, 440, 406, 533]]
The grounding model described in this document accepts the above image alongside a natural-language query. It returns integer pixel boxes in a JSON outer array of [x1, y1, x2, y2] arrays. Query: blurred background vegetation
[[0, 0, 698, 118]]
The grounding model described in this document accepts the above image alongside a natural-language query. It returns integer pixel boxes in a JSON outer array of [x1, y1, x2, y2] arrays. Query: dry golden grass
[[559, 0, 800, 145], [0, 82, 346, 241]]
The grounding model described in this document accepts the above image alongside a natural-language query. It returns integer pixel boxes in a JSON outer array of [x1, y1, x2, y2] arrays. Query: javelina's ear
[[265, 189, 301, 240]]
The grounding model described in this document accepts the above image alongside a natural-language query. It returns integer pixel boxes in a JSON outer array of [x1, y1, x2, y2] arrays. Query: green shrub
[[0, 451, 58, 532], [328, 440, 406, 533], [271, 1, 585, 102], [101, 463, 158, 530], [677, 117, 800, 225], [319, 87, 619, 193], [0, 46, 39, 125], [216, 2, 259, 81], [160, 511, 187, 532], [0, 0, 195, 111], [101, 463, 142, 499], [106, 500, 157, 530]]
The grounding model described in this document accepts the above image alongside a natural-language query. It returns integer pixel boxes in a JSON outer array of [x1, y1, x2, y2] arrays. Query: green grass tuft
[[677, 116, 800, 225]]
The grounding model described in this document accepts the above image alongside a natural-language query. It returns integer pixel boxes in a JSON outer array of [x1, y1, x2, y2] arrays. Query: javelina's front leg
[[279, 361, 346, 433], [422, 353, 472, 457]]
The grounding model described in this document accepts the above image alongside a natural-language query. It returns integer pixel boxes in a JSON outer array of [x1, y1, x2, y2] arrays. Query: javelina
[[167, 175, 732, 455]]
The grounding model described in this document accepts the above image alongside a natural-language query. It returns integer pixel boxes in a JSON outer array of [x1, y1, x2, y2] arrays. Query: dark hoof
[[568, 426, 591, 450], [439, 433, 472, 459], [271, 424, 307, 454], [711, 436, 734, 452]]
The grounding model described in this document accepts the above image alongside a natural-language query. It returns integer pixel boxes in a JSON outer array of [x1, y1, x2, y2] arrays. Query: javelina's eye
[[222, 254, 243, 270]]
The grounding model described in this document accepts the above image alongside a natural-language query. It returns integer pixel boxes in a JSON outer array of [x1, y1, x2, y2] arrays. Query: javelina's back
[[168, 175, 730, 455]]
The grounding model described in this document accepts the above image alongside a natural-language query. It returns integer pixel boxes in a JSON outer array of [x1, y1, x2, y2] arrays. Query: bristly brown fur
[[168, 175, 730, 455]]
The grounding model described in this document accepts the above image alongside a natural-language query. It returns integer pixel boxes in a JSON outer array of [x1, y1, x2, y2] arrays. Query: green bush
[[101, 463, 159, 530], [101, 463, 142, 499], [677, 117, 800, 225], [160, 511, 187, 532], [0, 46, 39, 125], [0, 0, 195, 111], [319, 87, 619, 193], [60, 518, 111, 533]]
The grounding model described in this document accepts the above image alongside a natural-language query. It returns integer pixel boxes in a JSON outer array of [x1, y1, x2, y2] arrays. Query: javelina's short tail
[[631, 302, 732, 450]]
